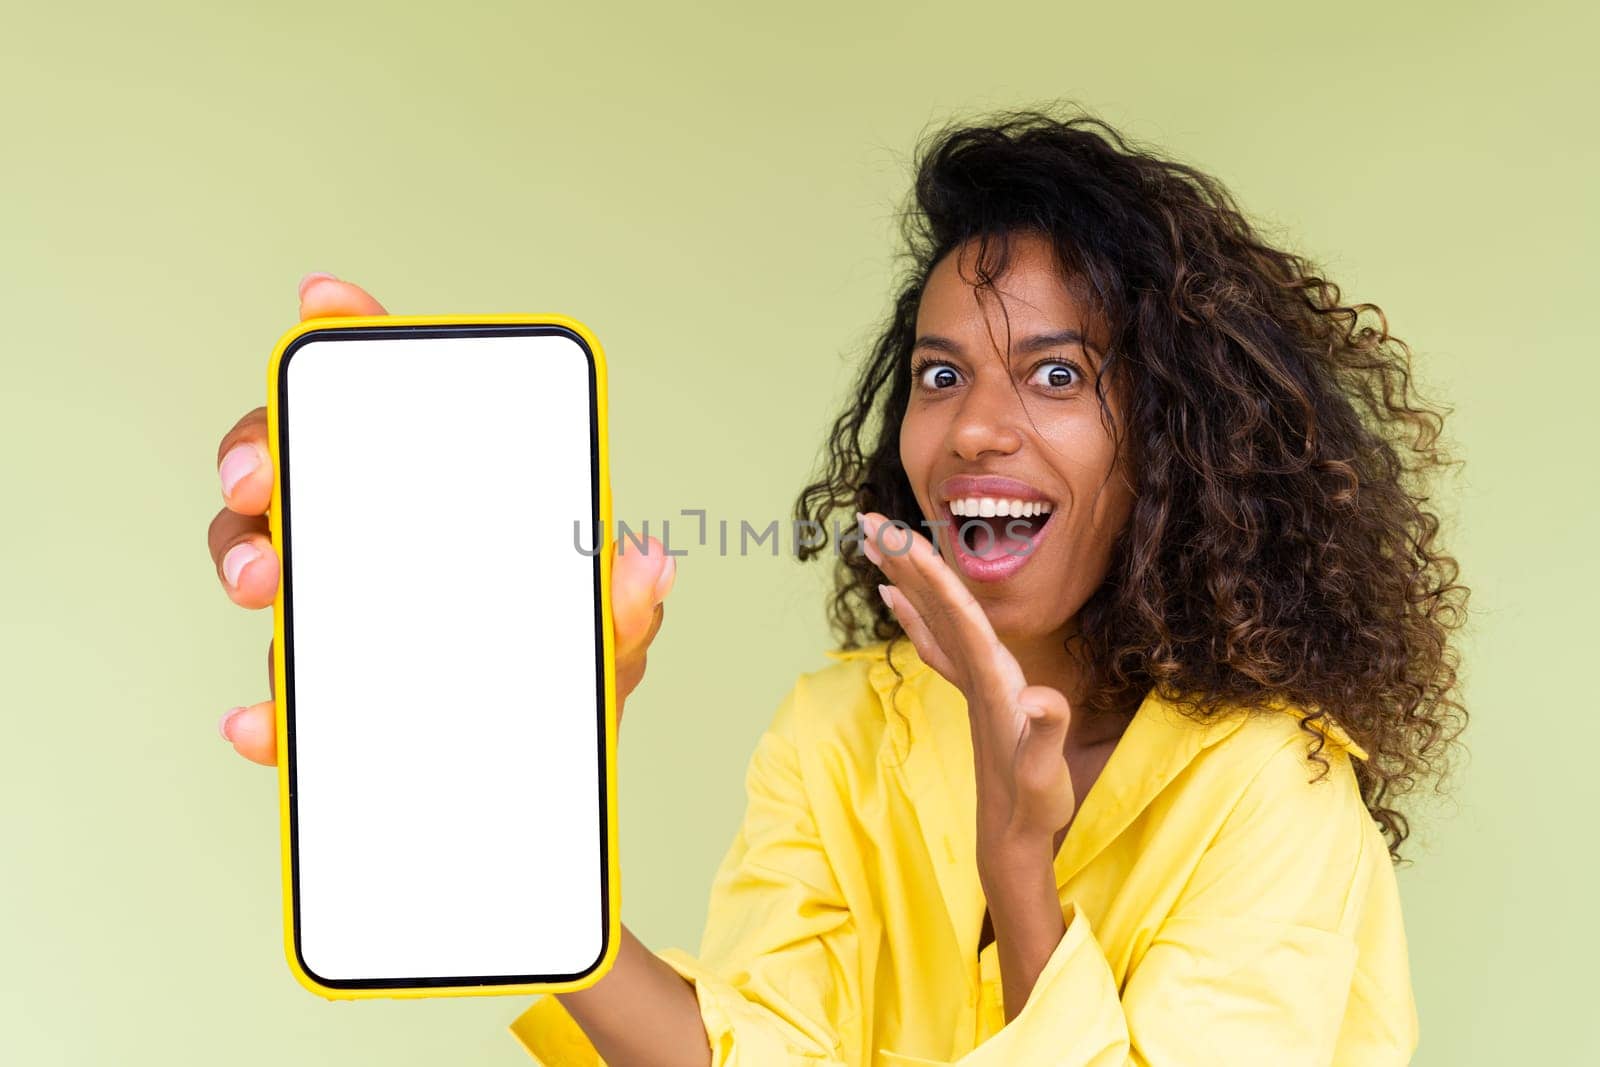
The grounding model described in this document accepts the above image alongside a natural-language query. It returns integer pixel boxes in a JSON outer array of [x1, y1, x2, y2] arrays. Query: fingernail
[[218, 443, 259, 496], [855, 511, 881, 563], [222, 542, 261, 587], [219, 706, 245, 741], [862, 533, 882, 565], [653, 555, 677, 602], [877, 583, 893, 610], [298, 271, 337, 299]]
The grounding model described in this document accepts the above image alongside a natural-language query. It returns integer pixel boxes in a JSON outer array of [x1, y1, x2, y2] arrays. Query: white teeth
[[947, 496, 1055, 518]]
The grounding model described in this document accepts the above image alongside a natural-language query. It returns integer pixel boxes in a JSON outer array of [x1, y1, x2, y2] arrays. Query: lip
[[936, 473, 1056, 505], [936, 496, 1060, 584]]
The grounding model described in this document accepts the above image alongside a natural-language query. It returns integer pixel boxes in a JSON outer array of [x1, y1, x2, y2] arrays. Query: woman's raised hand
[[855, 511, 1076, 864], [207, 274, 675, 766]]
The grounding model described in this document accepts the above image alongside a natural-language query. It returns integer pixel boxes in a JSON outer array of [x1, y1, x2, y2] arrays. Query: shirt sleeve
[[879, 734, 1409, 1067], [508, 683, 862, 1066]]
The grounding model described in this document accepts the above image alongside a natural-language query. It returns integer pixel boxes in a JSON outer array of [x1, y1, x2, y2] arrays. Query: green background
[[3, 1, 1592, 1063]]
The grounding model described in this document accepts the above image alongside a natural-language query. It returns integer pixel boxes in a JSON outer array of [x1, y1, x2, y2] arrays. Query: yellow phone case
[[264, 313, 620, 1000]]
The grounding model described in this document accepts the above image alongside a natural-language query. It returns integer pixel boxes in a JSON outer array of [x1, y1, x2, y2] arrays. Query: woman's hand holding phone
[[211, 276, 714, 1066], [206, 273, 676, 767]]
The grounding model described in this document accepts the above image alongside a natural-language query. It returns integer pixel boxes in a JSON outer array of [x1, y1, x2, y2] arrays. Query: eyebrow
[[911, 328, 1104, 362]]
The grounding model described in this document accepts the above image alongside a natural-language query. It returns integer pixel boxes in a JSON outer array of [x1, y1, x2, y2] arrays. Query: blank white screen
[[282, 329, 605, 984]]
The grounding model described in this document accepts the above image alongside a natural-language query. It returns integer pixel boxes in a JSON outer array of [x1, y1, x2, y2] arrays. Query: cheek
[[1088, 475, 1134, 535], [898, 411, 937, 478], [1044, 494, 1126, 598], [1042, 433, 1130, 546]]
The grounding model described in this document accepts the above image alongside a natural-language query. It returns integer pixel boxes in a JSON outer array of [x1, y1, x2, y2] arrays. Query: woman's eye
[[916, 362, 960, 390], [913, 359, 1080, 392], [1029, 360, 1080, 389]]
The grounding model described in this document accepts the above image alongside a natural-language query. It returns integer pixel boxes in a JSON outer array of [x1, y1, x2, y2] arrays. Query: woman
[[208, 106, 1466, 1065]]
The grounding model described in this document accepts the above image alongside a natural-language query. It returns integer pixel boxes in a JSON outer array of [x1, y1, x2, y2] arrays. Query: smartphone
[[263, 314, 618, 999]]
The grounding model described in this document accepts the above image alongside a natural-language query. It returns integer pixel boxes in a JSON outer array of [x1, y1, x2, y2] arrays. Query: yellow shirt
[[509, 638, 1418, 1065]]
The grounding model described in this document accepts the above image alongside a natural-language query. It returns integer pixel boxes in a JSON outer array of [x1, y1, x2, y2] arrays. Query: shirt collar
[[823, 638, 1369, 764], [824, 637, 1367, 1000]]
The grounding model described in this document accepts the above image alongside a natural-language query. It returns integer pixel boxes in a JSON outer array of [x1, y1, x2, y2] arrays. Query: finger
[[1017, 686, 1072, 740], [216, 407, 273, 517], [219, 700, 277, 766], [614, 601, 663, 695], [641, 600, 665, 647], [877, 583, 960, 682], [616, 646, 647, 704], [208, 507, 278, 608], [860, 511, 1014, 693], [1014, 685, 1074, 793], [216, 273, 388, 520], [859, 513, 958, 631], [613, 536, 676, 660], [298, 273, 388, 320]]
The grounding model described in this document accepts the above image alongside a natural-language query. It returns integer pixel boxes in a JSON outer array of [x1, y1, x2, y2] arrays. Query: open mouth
[[943, 496, 1057, 561]]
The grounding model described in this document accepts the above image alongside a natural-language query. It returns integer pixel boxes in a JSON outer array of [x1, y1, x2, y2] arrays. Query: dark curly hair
[[793, 103, 1469, 863]]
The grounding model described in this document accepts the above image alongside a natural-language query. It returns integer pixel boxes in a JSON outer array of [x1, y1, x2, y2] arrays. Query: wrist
[[976, 829, 1055, 892]]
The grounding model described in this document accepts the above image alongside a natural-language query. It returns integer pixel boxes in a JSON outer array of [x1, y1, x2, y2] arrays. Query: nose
[[946, 376, 1025, 461]]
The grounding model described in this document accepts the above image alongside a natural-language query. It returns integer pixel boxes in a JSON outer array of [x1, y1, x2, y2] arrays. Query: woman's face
[[898, 231, 1136, 642]]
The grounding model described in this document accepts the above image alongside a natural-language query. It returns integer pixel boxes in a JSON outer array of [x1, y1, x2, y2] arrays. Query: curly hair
[[792, 103, 1469, 862]]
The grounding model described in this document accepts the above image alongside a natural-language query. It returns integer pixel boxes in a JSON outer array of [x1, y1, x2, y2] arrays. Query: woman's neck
[[999, 626, 1124, 751], [999, 625, 1083, 698]]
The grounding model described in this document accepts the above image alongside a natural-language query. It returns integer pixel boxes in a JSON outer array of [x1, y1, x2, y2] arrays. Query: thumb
[[1018, 685, 1072, 736], [298, 272, 388, 320], [612, 536, 674, 659], [1013, 685, 1073, 785]]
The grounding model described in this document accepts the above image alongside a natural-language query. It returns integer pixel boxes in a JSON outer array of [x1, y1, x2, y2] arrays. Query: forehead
[[916, 232, 1096, 338]]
